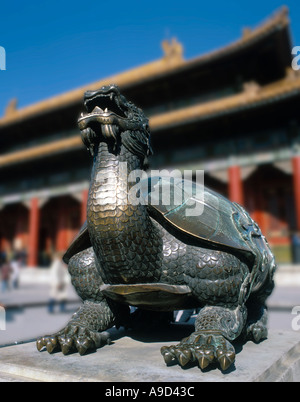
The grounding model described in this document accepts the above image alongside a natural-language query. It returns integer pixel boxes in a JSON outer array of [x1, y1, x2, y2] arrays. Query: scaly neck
[[87, 142, 162, 284]]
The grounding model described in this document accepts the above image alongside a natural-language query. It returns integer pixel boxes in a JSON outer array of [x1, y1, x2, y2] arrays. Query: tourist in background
[[10, 255, 22, 289], [48, 253, 69, 313], [0, 258, 12, 293]]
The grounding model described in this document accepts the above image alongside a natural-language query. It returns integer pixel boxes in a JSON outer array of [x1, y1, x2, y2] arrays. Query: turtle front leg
[[37, 248, 129, 355], [161, 305, 247, 371], [37, 299, 115, 355]]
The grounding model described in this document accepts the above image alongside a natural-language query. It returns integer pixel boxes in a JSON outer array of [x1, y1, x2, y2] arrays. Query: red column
[[228, 165, 244, 205], [15, 207, 27, 251], [28, 197, 40, 267], [56, 206, 69, 252], [81, 189, 88, 225], [293, 155, 300, 231]]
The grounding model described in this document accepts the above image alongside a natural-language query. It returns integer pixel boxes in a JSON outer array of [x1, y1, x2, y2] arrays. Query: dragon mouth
[[84, 90, 126, 117], [80, 86, 127, 120], [78, 85, 129, 141], [78, 84, 148, 155]]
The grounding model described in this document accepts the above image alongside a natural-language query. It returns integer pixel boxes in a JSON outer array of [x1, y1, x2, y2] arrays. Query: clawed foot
[[246, 322, 268, 343], [161, 331, 235, 371], [36, 324, 111, 355]]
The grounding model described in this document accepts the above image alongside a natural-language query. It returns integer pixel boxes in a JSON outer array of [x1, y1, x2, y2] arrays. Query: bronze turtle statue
[[37, 85, 276, 371]]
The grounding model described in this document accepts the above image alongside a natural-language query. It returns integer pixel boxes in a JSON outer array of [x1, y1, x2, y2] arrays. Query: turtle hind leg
[[243, 267, 275, 343], [37, 248, 130, 355], [243, 303, 268, 343], [161, 305, 247, 371]]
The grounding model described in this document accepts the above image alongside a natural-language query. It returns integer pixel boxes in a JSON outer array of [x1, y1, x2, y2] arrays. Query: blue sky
[[0, 0, 299, 116]]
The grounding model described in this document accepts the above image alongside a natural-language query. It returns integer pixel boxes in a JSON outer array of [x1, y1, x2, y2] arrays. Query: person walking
[[0, 258, 12, 293], [10, 255, 22, 289], [48, 253, 69, 314]]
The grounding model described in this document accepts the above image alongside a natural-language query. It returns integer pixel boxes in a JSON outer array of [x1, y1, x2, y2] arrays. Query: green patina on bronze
[[37, 85, 276, 372]]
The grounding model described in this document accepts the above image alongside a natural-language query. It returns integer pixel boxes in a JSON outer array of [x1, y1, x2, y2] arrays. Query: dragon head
[[78, 84, 152, 163]]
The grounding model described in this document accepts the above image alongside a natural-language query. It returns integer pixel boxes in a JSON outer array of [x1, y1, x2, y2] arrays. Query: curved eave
[[150, 76, 300, 131], [0, 7, 291, 130], [1, 75, 300, 169], [176, 6, 291, 73], [0, 136, 84, 168], [0, 57, 185, 129]]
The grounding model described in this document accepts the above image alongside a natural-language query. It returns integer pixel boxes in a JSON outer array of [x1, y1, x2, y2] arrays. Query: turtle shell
[[140, 176, 260, 261], [64, 176, 267, 265]]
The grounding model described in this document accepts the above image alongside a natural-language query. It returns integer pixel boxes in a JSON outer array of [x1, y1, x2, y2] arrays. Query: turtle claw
[[175, 348, 192, 367], [59, 336, 74, 355], [36, 325, 111, 355], [194, 348, 214, 369], [36, 338, 44, 352], [217, 349, 235, 371], [46, 336, 58, 354], [161, 347, 175, 365], [36, 336, 59, 354], [75, 337, 93, 356], [250, 323, 267, 343], [161, 331, 236, 371], [197, 355, 211, 370]]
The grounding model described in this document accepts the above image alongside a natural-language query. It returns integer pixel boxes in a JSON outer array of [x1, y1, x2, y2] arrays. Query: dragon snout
[[84, 84, 120, 103]]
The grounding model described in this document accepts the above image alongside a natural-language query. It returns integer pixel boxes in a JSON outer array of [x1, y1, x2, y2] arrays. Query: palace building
[[0, 7, 299, 265]]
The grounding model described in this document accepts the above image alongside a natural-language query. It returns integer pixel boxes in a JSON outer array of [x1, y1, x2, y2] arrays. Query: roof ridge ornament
[[4, 98, 18, 117], [286, 66, 300, 80], [242, 27, 252, 38], [243, 81, 261, 96], [242, 6, 289, 40], [260, 6, 289, 29], [161, 38, 184, 63]]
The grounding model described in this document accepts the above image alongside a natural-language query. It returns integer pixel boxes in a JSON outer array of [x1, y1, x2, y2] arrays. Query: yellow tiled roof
[[0, 6, 289, 129], [1, 71, 299, 168]]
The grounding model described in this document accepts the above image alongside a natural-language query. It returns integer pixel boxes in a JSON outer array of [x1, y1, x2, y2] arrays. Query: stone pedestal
[[0, 327, 299, 382]]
